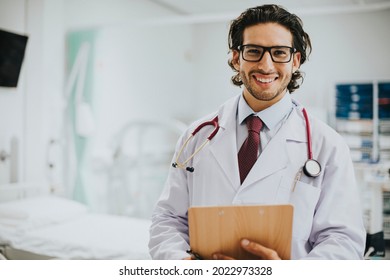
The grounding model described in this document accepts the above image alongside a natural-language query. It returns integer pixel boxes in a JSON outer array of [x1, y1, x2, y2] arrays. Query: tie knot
[[246, 115, 262, 134]]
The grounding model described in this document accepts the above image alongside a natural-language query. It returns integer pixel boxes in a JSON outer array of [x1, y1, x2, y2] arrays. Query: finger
[[241, 239, 281, 260], [212, 253, 235, 260]]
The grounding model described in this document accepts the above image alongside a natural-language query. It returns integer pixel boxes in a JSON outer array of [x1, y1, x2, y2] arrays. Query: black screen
[[0, 29, 28, 87]]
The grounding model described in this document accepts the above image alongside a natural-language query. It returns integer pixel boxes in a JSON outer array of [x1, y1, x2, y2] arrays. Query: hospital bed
[[0, 183, 151, 260], [105, 118, 187, 218]]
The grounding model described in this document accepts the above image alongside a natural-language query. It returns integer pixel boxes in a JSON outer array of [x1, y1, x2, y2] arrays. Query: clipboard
[[188, 204, 293, 260]]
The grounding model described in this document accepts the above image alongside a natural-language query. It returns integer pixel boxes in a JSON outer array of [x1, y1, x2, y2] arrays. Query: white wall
[[92, 24, 192, 151], [191, 22, 241, 118], [64, 0, 176, 31]]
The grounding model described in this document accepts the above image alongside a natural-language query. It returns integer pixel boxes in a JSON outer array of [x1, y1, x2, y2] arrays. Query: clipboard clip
[[186, 249, 203, 260]]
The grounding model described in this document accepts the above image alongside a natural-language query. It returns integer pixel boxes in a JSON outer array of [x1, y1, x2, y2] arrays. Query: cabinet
[[335, 81, 390, 163], [335, 81, 390, 257]]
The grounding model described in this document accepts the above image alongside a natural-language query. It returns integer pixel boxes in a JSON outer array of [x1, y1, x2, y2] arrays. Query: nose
[[257, 50, 274, 71]]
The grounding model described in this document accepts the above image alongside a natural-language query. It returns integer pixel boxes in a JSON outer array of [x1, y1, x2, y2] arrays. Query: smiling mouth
[[253, 75, 278, 84]]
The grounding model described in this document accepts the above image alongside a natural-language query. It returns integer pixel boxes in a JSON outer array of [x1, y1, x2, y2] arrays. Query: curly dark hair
[[228, 4, 312, 93]]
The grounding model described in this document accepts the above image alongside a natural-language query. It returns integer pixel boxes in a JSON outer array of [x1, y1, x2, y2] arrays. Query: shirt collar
[[238, 92, 293, 130]]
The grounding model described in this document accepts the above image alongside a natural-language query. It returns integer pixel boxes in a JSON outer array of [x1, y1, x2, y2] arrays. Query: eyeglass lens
[[241, 46, 293, 63]]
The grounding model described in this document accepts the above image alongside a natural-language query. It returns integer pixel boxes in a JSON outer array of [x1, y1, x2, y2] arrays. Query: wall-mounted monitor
[[0, 29, 28, 87]]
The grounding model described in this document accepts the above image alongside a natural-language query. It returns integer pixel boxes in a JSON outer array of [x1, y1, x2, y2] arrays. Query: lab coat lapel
[[208, 96, 241, 190], [242, 107, 307, 187]]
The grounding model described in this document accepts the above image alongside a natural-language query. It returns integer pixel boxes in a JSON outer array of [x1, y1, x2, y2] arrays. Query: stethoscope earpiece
[[172, 162, 194, 172]]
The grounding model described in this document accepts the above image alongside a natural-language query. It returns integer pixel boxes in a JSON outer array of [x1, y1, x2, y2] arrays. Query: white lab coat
[[149, 95, 366, 260]]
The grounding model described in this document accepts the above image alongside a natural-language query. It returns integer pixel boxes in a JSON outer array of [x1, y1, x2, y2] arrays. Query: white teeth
[[255, 77, 274, 83]]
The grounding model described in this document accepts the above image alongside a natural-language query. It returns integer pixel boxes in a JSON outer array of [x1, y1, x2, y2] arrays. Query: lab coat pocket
[[290, 181, 321, 240], [277, 179, 321, 241]]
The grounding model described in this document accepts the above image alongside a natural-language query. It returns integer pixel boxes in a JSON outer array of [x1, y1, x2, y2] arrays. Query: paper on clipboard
[[188, 204, 293, 260]]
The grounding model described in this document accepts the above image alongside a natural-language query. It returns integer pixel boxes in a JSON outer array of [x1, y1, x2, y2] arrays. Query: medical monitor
[[0, 29, 28, 87]]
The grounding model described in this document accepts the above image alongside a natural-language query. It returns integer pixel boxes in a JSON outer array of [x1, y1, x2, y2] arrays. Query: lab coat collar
[[287, 99, 308, 143], [238, 92, 293, 131], [215, 94, 240, 130]]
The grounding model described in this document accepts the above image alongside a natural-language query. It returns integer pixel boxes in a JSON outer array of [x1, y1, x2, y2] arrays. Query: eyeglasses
[[238, 45, 296, 63]]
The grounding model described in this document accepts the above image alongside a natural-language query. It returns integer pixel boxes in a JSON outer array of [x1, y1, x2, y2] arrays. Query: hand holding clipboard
[[188, 204, 293, 260]]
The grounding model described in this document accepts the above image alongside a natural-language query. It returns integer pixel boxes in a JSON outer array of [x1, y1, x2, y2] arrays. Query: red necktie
[[238, 115, 263, 184]]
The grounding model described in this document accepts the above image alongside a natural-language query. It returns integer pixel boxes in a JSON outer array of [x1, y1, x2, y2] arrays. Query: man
[[149, 4, 366, 260]]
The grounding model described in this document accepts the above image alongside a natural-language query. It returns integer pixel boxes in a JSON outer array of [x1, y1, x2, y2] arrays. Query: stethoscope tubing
[[302, 108, 313, 160], [172, 108, 321, 177], [192, 116, 219, 140], [172, 116, 219, 172]]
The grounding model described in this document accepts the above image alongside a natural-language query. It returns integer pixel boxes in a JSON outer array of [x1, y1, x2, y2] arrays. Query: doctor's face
[[232, 23, 301, 111]]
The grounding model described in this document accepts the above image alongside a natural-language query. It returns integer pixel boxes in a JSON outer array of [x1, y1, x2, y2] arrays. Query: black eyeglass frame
[[238, 44, 297, 63]]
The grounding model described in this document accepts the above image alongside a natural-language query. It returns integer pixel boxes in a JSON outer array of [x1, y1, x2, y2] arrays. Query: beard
[[240, 69, 292, 101]]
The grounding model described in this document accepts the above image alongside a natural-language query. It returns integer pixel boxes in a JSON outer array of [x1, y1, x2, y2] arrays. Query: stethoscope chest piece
[[303, 159, 321, 177]]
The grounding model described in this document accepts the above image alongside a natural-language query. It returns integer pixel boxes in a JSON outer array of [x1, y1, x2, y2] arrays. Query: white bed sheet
[[0, 194, 151, 259], [0, 213, 151, 259]]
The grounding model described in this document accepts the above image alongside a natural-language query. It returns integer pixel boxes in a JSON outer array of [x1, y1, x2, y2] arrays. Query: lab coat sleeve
[[303, 130, 366, 259], [148, 135, 192, 260]]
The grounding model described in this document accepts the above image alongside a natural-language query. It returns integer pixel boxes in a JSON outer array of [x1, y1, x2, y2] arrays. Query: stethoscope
[[172, 108, 321, 179], [172, 116, 219, 172]]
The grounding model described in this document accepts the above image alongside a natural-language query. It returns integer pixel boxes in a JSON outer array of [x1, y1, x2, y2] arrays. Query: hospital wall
[[0, 0, 389, 204]]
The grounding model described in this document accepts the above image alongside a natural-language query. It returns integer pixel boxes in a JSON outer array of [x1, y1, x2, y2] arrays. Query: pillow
[[0, 195, 88, 230]]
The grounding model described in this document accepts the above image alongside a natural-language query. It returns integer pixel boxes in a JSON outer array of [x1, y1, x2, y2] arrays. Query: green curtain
[[66, 30, 97, 204]]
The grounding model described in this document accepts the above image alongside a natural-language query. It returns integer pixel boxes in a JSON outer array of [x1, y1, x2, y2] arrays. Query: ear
[[232, 50, 240, 71], [292, 52, 301, 73]]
